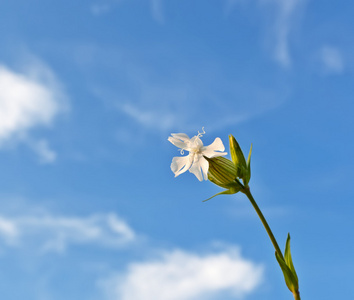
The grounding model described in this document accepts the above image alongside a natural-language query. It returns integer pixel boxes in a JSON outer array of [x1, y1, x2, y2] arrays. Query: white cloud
[[0, 212, 136, 253], [0, 63, 66, 161], [320, 46, 344, 74], [102, 248, 263, 300]]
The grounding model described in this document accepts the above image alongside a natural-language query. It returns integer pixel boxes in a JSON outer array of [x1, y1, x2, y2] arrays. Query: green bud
[[229, 135, 251, 185], [203, 156, 243, 201], [205, 156, 237, 188]]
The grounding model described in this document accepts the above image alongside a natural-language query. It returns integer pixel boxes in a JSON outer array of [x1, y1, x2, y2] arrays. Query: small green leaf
[[275, 251, 299, 293], [203, 188, 240, 202], [284, 233, 298, 282]]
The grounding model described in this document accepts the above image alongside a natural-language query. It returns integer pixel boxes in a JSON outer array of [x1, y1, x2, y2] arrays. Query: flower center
[[177, 127, 206, 156], [190, 148, 201, 154]]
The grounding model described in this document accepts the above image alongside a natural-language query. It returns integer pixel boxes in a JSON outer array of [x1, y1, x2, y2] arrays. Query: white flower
[[168, 128, 227, 181]]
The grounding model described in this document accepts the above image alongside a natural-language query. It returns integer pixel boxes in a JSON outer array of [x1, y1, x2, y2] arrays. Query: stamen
[[197, 127, 206, 138]]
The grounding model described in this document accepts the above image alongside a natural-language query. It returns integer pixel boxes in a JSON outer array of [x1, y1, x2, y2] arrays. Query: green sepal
[[229, 134, 247, 178], [244, 144, 253, 185], [284, 233, 298, 283], [228, 135, 247, 178], [247, 143, 252, 167], [229, 135, 240, 169], [275, 251, 299, 293], [275, 235, 299, 294], [203, 186, 240, 202]]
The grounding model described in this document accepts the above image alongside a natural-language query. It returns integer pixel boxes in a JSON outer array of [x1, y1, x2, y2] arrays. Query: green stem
[[241, 185, 284, 260], [240, 183, 301, 300], [293, 291, 301, 300]]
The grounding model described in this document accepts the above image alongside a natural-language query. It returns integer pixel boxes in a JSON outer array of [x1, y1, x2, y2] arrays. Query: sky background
[[0, 0, 353, 299]]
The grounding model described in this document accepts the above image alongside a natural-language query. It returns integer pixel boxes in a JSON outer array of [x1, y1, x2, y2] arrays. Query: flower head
[[168, 128, 227, 181]]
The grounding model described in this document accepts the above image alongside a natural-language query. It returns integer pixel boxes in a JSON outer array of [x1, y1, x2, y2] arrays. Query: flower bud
[[229, 135, 252, 186], [202, 156, 243, 202], [204, 156, 241, 191]]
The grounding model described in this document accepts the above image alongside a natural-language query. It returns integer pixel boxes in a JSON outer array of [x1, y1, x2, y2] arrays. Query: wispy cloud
[[261, 0, 304, 67], [273, 0, 300, 67], [113, 67, 285, 134], [224, 0, 246, 15], [0, 62, 67, 162], [320, 46, 344, 74], [101, 247, 263, 300], [89, 0, 124, 16], [0, 212, 136, 253], [150, 0, 164, 23], [89, 0, 165, 22], [225, 0, 304, 67], [119, 103, 177, 132], [90, 3, 112, 16], [27, 139, 57, 164], [61, 39, 286, 145]]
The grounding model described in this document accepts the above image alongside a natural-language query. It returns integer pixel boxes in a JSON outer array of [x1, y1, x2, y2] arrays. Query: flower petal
[[171, 133, 190, 142], [188, 155, 204, 181], [171, 155, 193, 177], [199, 156, 209, 180], [202, 137, 227, 158], [168, 136, 189, 150], [189, 165, 202, 181]]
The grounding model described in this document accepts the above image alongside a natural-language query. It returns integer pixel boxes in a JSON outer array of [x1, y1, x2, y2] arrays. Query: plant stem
[[241, 185, 284, 260], [293, 291, 301, 300], [240, 184, 301, 300]]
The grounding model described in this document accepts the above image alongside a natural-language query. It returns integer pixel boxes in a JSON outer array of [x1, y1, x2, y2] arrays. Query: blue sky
[[0, 0, 353, 299]]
